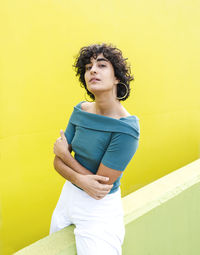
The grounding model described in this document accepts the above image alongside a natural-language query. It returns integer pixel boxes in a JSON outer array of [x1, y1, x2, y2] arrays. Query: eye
[[85, 64, 106, 71], [86, 66, 91, 70]]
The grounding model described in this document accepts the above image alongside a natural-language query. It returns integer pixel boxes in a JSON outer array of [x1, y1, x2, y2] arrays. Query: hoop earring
[[116, 82, 128, 100], [84, 91, 94, 102]]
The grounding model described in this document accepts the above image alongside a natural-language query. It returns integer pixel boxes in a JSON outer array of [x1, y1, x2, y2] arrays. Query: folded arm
[[59, 144, 93, 175], [54, 141, 113, 200], [59, 145, 121, 185]]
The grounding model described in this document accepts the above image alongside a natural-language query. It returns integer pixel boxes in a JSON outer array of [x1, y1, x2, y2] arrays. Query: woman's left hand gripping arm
[[53, 130, 70, 160], [54, 130, 92, 175]]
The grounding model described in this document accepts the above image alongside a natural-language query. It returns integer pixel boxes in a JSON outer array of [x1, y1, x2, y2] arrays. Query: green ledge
[[14, 159, 200, 255]]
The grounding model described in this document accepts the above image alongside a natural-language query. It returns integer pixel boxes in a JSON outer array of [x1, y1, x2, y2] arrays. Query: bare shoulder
[[81, 101, 94, 113], [120, 105, 132, 117]]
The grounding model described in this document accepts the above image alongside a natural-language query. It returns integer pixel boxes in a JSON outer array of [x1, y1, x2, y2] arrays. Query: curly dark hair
[[73, 43, 134, 101]]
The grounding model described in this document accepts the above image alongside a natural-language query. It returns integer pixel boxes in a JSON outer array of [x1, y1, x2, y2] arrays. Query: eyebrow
[[96, 58, 108, 62], [86, 57, 109, 65]]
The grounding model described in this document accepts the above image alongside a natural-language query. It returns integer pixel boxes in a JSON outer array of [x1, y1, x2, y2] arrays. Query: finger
[[96, 196, 103, 200], [99, 190, 109, 196], [94, 196, 101, 200], [101, 184, 113, 191], [90, 192, 105, 200], [86, 192, 99, 200], [93, 194, 102, 200], [95, 175, 109, 183], [96, 194, 106, 200], [60, 130, 66, 141]]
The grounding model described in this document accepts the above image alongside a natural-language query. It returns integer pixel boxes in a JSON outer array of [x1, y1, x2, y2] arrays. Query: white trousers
[[49, 180, 125, 255]]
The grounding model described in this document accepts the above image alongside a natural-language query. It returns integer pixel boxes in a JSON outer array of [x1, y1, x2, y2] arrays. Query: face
[[84, 53, 119, 96]]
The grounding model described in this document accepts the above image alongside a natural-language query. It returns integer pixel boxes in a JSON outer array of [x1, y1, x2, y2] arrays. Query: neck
[[94, 93, 121, 116]]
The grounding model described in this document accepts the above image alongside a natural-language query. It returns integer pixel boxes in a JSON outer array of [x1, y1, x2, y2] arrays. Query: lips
[[89, 78, 100, 82]]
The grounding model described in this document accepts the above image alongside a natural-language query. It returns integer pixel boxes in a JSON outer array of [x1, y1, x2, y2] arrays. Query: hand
[[53, 130, 69, 159], [77, 174, 113, 200]]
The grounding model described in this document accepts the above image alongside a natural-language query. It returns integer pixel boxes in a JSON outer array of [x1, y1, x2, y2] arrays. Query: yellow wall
[[0, 0, 199, 254]]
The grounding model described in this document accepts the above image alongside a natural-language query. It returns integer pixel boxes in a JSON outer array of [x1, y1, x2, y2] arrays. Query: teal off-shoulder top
[[64, 101, 140, 194]]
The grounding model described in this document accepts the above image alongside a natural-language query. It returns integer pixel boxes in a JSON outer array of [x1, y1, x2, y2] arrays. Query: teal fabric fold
[[70, 101, 140, 140]]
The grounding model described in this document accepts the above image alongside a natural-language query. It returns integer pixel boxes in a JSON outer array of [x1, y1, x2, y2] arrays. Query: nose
[[90, 64, 97, 74]]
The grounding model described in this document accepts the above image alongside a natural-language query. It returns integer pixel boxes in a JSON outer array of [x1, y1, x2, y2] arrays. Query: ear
[[114, 77, 119, 85]]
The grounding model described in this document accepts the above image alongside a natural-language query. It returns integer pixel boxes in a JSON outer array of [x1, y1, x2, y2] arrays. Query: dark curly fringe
[[72, 43, 134, 101]]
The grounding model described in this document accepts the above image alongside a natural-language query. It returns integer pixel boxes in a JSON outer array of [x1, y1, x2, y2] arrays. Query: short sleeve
[[101, 132, 139, 171], [64, 117, 75, 145]]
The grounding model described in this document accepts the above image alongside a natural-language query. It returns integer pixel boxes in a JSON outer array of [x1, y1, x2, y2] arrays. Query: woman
[[50, 43, 140, 255]]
